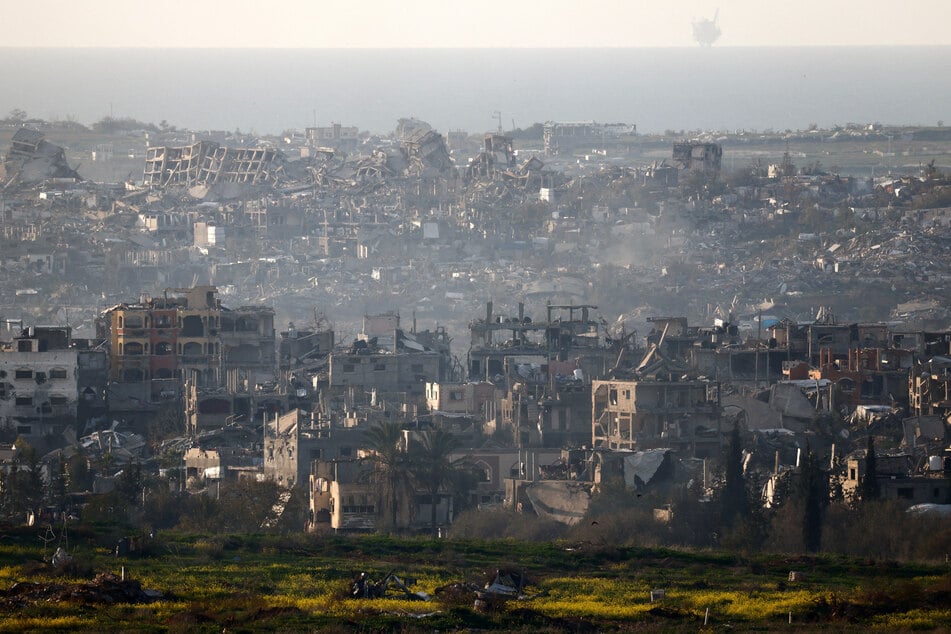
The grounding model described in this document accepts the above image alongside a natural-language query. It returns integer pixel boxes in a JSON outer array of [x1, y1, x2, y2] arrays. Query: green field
[[1, 528, 949, 632]]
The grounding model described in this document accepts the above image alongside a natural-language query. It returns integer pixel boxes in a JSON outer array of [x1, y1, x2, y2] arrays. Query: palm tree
[[410, 428, 461, 538], [363, 421, 413, 532]]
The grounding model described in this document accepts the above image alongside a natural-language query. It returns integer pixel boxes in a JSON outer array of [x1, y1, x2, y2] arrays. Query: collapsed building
[[1, 128, 81, 189], [468, 302, 616, 448], [542, 121, 636, 155], [4, 112, 951, 531], [143, 126, 455, 197], [672, 141, 722, 176], [466, 134, 517, 181], [143, 141, 286, 189], [400, 128, 453, 175]]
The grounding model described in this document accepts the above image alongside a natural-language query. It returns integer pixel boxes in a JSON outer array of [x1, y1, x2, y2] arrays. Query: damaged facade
[[1, 128, 80, 188], [0, 326, 79, 437], [542, 121, 636, 155], [672, 141, 722, 175], [97, 285, 275, 432], [143, 141, 285, 189], [592, 345, 721, 457]]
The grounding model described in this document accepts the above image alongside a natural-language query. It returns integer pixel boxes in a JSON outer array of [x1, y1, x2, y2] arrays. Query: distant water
[[2, 47, 950, 135]]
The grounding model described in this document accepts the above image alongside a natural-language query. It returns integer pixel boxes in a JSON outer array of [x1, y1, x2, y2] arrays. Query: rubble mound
[[0, 572, 163, 606]]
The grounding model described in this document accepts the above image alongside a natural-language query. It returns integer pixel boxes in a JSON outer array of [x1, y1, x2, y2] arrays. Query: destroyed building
[[592, 342, 721, 457], [542, 121, 636, 155], [910, 354, 951, 418], [143, 141, 286, 189], [1, 128, 81, 189], [842, 450, 951, 505], [399, 128, 454, 176], [0, 326, 79, 437], [425, 381, 496, 421], [263, 409, 327, 489], [309, 458, 381, 532], [468, 302, 609, 382], [279, 322, 335, 377], [672, 141, 722, 176], [306, 123, 360, 153], [2, 112, 951, 537], [309, 454, 452, 533], [467, 302, 615, 448], [98, 286, 275, 426], [808, 347, 912, 410], [466, 134, 517, 181], [328, 312, 447, 400]]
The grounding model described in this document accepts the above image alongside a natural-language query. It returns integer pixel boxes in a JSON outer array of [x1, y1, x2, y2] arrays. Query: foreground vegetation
[[0, 525, 949, 632]]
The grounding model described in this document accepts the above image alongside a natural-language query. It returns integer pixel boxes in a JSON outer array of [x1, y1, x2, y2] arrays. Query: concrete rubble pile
[[0, 128, 81, 189]]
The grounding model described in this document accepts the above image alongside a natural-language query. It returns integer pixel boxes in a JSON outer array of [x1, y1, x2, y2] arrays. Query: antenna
[[492, 111, 503, 135]]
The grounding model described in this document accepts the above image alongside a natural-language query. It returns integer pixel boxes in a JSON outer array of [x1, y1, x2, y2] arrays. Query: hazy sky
[[6, 1, 951, 48]]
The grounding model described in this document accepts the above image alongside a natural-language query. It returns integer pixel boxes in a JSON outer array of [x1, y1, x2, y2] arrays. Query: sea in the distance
[[2, 47, 949, 135]]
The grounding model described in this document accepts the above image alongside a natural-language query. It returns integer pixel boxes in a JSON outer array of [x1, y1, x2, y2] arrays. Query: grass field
[[0, 527, 949, 632]]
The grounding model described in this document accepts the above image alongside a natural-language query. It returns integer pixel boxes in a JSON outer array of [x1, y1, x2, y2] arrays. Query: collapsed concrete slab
[[1, 128, 81, 188]]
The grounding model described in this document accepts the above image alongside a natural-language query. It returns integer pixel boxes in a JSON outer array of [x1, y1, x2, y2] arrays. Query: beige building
[[425, 381, 496, 415], [592, 377, 720, 457]]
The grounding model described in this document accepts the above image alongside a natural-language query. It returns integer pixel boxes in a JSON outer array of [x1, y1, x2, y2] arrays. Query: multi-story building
[[467, 302, 611, 383], [592, 375, 721, 457], [592, 345, 721, 457], [305, 123, 360, 152], [309, 459, 380, 532], [264, 409, 328, 489], [99, 286, 275, 414], [425, 381, 496, 417], [0, 326, 81, 438], [329, 350, 441, 398], [328, 313, 447, 400]]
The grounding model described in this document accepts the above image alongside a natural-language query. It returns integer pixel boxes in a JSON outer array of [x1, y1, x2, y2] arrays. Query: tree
[[720, 423, 749, 529], [18, 441, 45, 514], [858, 435, 881, 502], [115, 462, 144, 507], [410, 428, 461, 537], [363, 421, 413, 532], [0, 469, 13, 519], [7, 108, 27, 124], [0, 441, 45, 521], [798, 447, 827, 552], [65, 454, 92, 493], [47, 453, 68, 509]]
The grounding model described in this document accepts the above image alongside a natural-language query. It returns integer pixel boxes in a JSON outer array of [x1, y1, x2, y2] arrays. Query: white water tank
[[928, 455, 943, 471]]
